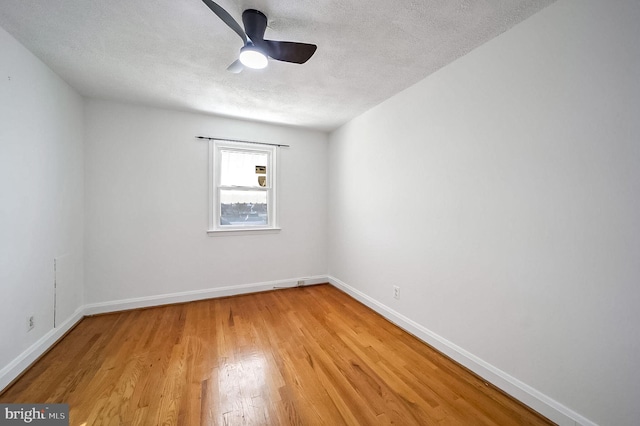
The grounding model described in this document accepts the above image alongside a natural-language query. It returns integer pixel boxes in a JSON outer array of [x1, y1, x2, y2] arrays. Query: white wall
[[0, 27, 84, 369], [328, 0, 640, 424], [84, 100, 328, 304]]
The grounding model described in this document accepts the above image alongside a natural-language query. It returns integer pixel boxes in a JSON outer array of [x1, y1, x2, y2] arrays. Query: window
[[209, 140, 278, 234]]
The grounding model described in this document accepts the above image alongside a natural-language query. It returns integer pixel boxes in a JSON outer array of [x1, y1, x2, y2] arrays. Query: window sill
[[207, 227, 281, 237]]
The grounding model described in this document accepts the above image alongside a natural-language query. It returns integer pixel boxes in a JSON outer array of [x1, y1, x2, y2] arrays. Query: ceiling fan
[[201, 0, 318, 73]]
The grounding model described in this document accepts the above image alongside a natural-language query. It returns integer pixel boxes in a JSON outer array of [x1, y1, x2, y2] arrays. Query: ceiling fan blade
[[263, 40, 317, 64], [201, 0, 247, 43], [240, 8, 317, 66], [242, 9, 268, 43], [226, 59, 244, 73]]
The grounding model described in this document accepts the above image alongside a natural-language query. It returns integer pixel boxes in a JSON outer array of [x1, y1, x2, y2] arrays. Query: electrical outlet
[[297, 280, 304, 287], [393, 286, 400, 300], [27, 315, 35, 332]]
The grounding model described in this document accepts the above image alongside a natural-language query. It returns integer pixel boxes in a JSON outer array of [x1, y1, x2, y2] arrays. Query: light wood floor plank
[[0, 284, 553, 425]]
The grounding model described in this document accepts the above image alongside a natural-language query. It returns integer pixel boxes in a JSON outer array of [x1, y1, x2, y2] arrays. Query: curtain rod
[[196, 136, 289, 148]]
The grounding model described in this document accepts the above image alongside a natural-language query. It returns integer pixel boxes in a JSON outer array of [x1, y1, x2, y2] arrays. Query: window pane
[[220, 150, 268, 187], [220, 190, 268, 226]]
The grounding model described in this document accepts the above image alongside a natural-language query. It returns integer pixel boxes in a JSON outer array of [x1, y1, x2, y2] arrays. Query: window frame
[[208, 139, 279, 235]]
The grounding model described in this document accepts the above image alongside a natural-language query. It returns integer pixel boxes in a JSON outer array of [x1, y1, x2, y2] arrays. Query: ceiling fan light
[[239, 45, 268, 69]]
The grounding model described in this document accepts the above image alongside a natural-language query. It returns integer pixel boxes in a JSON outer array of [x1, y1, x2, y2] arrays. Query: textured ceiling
[[0, 0, 555, 131]]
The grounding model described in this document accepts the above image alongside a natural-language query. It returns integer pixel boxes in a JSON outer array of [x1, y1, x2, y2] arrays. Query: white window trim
[[208, 139, 280, 235]]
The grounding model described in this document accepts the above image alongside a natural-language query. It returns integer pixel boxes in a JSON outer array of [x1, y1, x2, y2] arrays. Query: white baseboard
[[0, 275, 327, 393], [83, 275, 328, 316], [327, 276, 596, 426], [0, 307, 84, 392]]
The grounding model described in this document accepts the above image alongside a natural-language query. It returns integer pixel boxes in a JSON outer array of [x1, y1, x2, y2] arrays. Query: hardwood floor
[[1, 284, 552, 425]]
